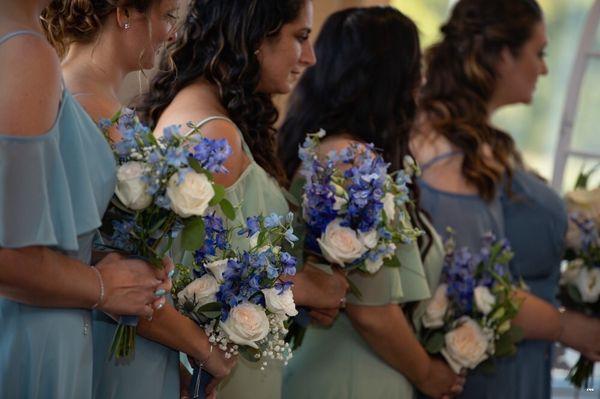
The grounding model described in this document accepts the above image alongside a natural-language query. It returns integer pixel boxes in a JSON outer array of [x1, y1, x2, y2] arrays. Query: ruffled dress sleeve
[[0, 93, 116, 252], [347, 210, 432, 306]]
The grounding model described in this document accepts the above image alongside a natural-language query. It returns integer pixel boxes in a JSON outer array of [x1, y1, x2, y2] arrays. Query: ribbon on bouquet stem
[[190, 367, 214, 399]]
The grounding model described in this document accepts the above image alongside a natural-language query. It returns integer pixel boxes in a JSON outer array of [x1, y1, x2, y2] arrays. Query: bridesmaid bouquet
[[99, 110, 235, 360], [172, 212, 299, 366], [298, 130, 422, 275], [559, 213, 600, 388], [419, 232, 524, 373]]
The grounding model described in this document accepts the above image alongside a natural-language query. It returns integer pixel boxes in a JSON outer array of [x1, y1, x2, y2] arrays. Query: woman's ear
[[116, 7, 131, 30]]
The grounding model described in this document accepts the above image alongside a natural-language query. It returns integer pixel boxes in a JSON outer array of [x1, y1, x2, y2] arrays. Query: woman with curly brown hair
[[136, 1, 349, 398], [411, 0, 600, 397], [41, 1, 236, 398]]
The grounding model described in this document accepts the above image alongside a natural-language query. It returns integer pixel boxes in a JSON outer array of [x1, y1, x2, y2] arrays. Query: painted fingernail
[[154, 288, 166, 297], [168, 269, 175, 279]]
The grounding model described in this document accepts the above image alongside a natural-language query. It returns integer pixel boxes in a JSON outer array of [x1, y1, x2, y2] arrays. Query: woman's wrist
[[555, 307, 567, 343], [90, 266, 105, 310]]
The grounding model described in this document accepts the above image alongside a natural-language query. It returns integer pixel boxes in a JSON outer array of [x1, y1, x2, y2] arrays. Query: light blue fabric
[[0, 46, 116, 399], [91, 110, 179, 399], [92, 310, 180, 399], [418, 169, 567, 399]]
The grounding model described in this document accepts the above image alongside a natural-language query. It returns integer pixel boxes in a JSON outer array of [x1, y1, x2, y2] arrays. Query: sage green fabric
[[192, 117, 289, 399], [283, 194, 440, 399]]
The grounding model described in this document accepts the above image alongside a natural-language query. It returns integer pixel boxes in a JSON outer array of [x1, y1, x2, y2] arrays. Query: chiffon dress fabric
[[91, 110, 179, 399], [418, 151, 567, 399], [0, 30, 116, 399], [188, 117, 291, 399], [282, 176, 434, 398]]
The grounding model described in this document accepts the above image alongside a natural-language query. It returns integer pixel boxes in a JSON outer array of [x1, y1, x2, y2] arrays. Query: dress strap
[[0, 30, 46, 46], [420, 150, 462, 172], [190, 116, 254, 161]]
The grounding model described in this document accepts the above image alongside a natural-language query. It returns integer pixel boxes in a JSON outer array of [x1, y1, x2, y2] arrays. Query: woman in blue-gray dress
[[0, 1, 170, 398], [41, 1, 237, 398], [411, 0, 600, 398]]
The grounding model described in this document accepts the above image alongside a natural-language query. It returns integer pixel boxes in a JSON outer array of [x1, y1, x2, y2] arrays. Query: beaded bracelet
[[91, 266, 105, 309]]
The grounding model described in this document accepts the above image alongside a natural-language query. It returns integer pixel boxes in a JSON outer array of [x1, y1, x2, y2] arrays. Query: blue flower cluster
[[193, 214, 229, 266], [443, 233, 513, 315], [216, 247, 297, 320], [192, 137, 232, 174], [299, 132, 394, 266], [191, 214, 298, 321]]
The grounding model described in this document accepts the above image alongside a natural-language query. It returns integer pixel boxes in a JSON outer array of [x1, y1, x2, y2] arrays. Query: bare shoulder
[[0, 34, 62, 136], [155, 93, 249, 187]]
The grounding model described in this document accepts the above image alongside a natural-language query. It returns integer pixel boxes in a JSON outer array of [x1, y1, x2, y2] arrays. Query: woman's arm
[[137, 303, 236, 378], [346, 303, 464, 399], [0, 248, 163, 317], [513, 290, 600, 361]]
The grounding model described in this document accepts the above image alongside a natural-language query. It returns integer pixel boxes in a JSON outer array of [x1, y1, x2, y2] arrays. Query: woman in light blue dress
[[41, 1, 236, 398], [411, 0, 600, 397], [0, 2, 167, 398]]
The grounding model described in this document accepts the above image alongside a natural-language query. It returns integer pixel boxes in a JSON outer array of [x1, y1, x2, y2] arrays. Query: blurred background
[[120, 2, 600, 396]]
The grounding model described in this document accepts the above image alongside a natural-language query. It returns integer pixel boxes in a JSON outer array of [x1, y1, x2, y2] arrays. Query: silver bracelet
[[91, 266, 105, 309], [199, 344, 214, 368]]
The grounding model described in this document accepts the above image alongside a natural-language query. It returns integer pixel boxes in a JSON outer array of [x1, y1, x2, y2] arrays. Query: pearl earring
[[124, 22, 130, 30]]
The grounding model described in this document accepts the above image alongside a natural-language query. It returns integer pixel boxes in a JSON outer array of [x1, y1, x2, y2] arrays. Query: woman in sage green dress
[[137, 1, 350, 397], [278, 7, 465, 398], [41, 1, 237, 398], [0, 1, 170, 398]]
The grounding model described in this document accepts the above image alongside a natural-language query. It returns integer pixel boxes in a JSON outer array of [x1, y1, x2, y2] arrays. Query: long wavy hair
[[136, 0, 306, 185], [278, 6, 433, 255], [41, 0, 156, 57], [418, 0, 542, 201]]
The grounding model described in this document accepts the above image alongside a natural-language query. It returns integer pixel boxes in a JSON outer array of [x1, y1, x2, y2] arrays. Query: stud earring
[[124, 22, 130, 30], [254, 49, 260, 55]]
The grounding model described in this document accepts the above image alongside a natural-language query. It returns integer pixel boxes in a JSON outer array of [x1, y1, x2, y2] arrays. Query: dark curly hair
[[418, 0, 542, 201], [136, 0, 307, 185], [41, 0, 156, 57], [278, 6, 434, 255]]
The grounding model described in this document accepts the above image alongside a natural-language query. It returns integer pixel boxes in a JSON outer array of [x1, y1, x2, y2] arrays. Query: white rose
[[364, 256, 384, 274], [204, 259, 231, 283], [575, 267, 600, 303], [442, 317, 490, 373], [221, 303, 270, 348], [333, 196, 347, 211], [317, 219, 368, 266], [358, 230, 379, 249], [167, 171, 215, 218], [422, 284, 449, 328], [474, 286, 496, 315], [115, 162, 152, 210], [383, 192, 396, 221], [177, 274, 219, 307], [560, 259, 584, 285], [262, 288, 298, 316]]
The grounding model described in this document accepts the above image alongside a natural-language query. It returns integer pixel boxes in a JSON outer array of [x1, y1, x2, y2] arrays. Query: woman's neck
[[61, 41, 128, 106]]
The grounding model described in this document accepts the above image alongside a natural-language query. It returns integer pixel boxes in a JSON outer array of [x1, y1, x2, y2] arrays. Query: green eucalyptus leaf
[[220, 199, 236, 220], [209, 184, 226, 206], [181, 217, 205, 251], [424, 331, 445, 354]]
